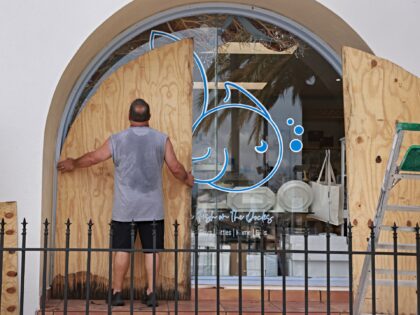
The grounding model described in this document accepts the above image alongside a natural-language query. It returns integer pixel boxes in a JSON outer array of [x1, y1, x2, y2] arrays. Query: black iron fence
[[0, 218, 419, 315]]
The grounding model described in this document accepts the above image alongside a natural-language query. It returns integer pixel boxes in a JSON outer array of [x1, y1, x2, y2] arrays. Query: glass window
[[73, 14, 345, 279]]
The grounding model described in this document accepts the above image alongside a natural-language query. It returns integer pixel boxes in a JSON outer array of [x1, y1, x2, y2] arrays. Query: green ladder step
[[400, 145, 420, 172], [397, 122, 420, 131]]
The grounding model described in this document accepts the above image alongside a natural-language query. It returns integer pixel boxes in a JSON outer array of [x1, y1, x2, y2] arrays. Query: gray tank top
[[109, 127, 167, 222]]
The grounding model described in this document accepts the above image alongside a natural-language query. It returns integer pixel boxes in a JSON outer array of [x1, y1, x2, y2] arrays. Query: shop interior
[[187, 15, 347, 278]]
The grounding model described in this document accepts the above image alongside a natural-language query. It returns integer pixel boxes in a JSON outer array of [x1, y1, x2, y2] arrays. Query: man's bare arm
[[164, 138, 194, 187], [57, 139, 112, 173]]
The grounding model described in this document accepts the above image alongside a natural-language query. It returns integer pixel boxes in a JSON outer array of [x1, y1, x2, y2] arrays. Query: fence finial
[[173, 219, 179, 231], [304, 220, 309, 235], [392, 222, 398, 234], [192, 219, 199, 233], [151, 219, 157, 238], [43, 218, 49, 234], [369, 222, 375, 236], [65, 218, 72, 229]]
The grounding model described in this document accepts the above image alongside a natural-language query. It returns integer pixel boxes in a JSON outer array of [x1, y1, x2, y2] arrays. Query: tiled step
[[38, 298, 349, 314], [38, 288, 350, 314]]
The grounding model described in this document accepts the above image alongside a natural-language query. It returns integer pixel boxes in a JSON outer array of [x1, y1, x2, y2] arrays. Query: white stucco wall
[[0, 1, 131, 314], [0, 0, 419, 313], [318, 0, 420, 77]]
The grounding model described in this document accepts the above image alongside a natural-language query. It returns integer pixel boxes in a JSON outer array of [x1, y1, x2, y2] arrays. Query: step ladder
[[354, 122, 420, 314]]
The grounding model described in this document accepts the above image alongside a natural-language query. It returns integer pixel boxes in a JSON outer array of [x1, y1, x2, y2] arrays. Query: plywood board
[[53, 39, 193, 299], [193, 82, 267, 90], [218, 42, 298, 54], [343, 47, 420, 314], [0, 201, 19, 314]]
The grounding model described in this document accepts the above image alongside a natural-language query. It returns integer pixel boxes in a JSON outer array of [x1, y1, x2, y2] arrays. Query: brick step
[[38, 299, 349, 314]]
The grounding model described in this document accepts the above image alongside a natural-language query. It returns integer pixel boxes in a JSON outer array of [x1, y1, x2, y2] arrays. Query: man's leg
[[145, 253, 159, 295], [138, 220, 164, 299], [111, 221, 134, 296], [113, 251, 130, 293]]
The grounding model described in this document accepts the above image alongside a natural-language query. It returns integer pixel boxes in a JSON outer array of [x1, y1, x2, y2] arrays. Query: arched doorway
[[42, 0, 372, 299]]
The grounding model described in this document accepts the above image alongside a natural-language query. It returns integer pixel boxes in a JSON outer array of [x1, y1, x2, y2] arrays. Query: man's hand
[[185, 172, 194, 187], [57, 139, 112, 173], [164, 138, 194, 187], [57, 158, 76, 173]]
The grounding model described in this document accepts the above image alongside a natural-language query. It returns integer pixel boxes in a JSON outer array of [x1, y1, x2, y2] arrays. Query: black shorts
[[111, 220, 164, 252]]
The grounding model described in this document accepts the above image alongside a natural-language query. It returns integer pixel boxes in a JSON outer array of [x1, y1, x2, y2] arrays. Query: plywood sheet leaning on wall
[[53, 39, 193, 299], [343, 47, 420, 314], [0, 202, 19, 314]]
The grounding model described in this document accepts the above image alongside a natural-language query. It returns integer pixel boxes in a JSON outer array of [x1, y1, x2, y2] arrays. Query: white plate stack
[[272, 180, 313, 213], [227, 187, 276, 212]]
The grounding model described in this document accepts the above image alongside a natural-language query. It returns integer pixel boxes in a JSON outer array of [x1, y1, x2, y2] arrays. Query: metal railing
[[0, 218, 419, 315]]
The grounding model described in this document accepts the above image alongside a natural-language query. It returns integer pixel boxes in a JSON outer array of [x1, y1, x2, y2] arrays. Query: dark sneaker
[[143, 292, 158, 307], [106, 291, 125, 306]]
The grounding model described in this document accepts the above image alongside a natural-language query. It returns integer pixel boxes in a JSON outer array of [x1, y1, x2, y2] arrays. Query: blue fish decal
[[149, 30, 304, 193]]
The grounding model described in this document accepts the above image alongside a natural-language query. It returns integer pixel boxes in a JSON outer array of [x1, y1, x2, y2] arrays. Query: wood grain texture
[[53, 39, 193, 299], [0, 201, 19, 314], [343, 47, 420, 314]]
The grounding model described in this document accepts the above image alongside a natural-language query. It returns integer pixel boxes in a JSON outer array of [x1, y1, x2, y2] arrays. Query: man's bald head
[[129, 98, 151, 122]]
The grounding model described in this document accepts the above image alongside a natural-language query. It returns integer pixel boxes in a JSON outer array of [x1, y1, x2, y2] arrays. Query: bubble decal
[[286, 119, 304, 154], [289, 139, 303, 152], [294, 125, 304, 136], [286, 118, 294, 126]]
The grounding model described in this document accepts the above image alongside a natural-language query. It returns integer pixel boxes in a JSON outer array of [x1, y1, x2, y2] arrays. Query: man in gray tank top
[[58, 99, 193, 307]]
